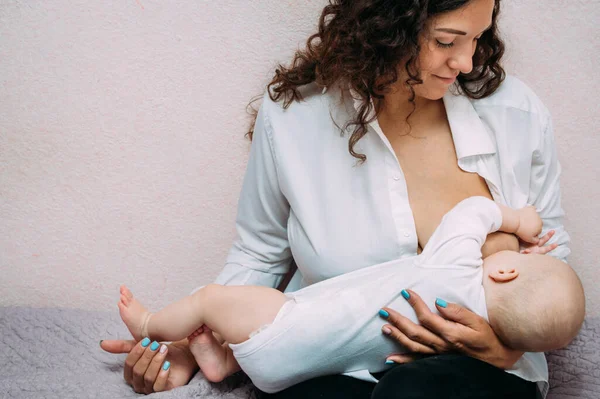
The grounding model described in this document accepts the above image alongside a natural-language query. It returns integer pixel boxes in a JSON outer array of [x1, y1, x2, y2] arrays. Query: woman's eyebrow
[[435, 23, 493, 36]]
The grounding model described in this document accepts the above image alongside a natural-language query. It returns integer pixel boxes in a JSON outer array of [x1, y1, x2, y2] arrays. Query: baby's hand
[[520, 230, 558, 255], [515, 206, 543, 244]]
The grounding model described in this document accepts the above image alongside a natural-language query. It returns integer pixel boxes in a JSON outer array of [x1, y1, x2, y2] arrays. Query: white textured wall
[[1, 1, 598, 316]]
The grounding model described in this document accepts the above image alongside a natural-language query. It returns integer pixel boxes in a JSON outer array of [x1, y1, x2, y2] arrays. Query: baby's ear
[[489, 266, 519, 283]]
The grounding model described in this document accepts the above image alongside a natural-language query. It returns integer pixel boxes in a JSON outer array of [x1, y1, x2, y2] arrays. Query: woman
[[101, 0, 580, 397]]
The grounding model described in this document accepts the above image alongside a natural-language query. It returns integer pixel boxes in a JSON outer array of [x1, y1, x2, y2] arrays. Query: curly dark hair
[[246, 0, 505, 163]]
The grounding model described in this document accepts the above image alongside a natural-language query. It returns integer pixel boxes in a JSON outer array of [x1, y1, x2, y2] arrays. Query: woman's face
[[409, 0, 496, 100]]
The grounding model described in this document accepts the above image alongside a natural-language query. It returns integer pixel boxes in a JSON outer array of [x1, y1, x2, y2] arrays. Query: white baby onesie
[[229, 196, 501, 393]]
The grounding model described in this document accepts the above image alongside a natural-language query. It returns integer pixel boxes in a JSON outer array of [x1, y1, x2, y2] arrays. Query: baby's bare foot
[[117, 285, 150, 342], [188, 326, 230, 383]]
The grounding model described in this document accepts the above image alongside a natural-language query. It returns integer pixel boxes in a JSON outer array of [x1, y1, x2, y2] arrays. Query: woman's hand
[[100, 339, 198, 394], [380, 290, 523, 369]]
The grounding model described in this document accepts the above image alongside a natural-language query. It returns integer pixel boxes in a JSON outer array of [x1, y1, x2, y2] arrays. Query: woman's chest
[[390, 129, 492, 248]]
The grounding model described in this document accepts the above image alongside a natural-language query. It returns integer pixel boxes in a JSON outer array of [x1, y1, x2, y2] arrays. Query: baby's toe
[[120, 285, 134, 300]]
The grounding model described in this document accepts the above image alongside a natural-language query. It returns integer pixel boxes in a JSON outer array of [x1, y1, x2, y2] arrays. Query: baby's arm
[[420, 197, 544, 266], [482, 204, 560, 258], [495, 204, 542, 245], [483, 205, 559, 260]]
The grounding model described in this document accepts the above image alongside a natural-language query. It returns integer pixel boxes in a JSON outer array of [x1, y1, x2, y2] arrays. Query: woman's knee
[[371, 355, 538, 399], [256, 375, 374, 399], [371, 362, 441, 399]]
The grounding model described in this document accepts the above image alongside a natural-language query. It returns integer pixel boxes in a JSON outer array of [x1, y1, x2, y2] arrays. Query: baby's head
[[482, 250, 585, 352]]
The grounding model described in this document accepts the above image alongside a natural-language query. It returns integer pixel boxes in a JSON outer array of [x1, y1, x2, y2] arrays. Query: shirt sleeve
[[418, 196, 503, 268], [193, 94, 293, 292], [527, 114, 571, 263]]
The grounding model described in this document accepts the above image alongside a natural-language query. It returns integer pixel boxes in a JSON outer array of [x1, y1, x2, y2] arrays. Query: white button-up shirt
[[212, 75, 569, 397]]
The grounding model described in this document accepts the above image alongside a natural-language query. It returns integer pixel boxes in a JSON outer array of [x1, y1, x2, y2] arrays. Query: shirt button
[[393, 176, 401, 181], [404, 231, 410, 237]]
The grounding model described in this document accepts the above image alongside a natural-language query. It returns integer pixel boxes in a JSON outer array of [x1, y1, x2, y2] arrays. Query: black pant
[[256, 354, 540, 399]]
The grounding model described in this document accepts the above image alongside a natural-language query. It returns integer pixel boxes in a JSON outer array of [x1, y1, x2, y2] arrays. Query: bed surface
[[1, 307, 598, 398]]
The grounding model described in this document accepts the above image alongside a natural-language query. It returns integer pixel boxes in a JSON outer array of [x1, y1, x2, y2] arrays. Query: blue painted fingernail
[[436, 298, 447, 308], [141, 337, 151, 347], [385, 360, 395, 365], [150, 341, 159, 351], [162, 361, 171, 371], [401, 290, 410, 300], [379, 309, 389, 319]]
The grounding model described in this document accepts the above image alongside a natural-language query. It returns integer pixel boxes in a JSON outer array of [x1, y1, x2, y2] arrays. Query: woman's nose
[[448, 43, 475, 75]]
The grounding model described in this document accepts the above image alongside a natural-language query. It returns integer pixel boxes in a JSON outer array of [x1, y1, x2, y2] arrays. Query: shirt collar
[[442, 86, 496, 158], [337, 83, 497, 159]]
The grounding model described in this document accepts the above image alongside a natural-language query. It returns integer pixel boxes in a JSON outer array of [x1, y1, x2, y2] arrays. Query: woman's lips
[[434, 75, 456, 84]]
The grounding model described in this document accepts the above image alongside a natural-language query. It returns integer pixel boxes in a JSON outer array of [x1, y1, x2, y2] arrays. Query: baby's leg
[[118, 284, 207, 343], [183, 284, 288, 382], [118, 283, 288, 382], [190, 284, 289, 345], [118, 285, 150, 342], [119, 283, 287, 345], [187, 325, 240, 383]]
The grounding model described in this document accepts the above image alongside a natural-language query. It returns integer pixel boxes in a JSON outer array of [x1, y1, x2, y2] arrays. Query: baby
[[117, 196, 584, 393]]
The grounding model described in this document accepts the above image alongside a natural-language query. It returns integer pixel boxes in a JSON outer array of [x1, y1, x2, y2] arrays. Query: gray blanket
[[1, 307, 598, 398]]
